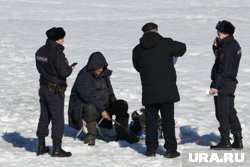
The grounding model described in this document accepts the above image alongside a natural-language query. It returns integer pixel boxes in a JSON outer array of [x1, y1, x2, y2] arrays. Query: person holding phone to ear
[[210, 20, 243, 150]]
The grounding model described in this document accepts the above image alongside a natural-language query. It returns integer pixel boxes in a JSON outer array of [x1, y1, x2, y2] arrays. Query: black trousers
[[83, 100, 129, 129], [214, 91, 241, 136], [214, 81, 241, 136], [36, 85, 65, 140], [145, 102, 177, 152]]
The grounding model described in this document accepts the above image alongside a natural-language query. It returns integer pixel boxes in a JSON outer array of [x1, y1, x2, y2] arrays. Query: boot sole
[[84, 141, 95, 146], [164, 152, 180, 158], [232, 147, 243, 150], [37, 152, 49, 156], [51, 155, 72, 157], [210, 147, 232, 150], [36, 147, 50, 156]]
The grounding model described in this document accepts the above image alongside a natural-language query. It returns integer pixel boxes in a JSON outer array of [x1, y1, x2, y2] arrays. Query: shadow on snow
[[1, 125, 220, 154], [2, 132, 37, 153], [179, 125, 220, 146]]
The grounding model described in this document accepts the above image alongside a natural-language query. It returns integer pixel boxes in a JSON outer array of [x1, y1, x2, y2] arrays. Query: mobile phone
[[71, 62, 78, 66]]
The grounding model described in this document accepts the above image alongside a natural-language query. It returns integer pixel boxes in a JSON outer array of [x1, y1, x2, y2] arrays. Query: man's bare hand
[[101, 111, 111, 120], [209, 88, 218, 95]]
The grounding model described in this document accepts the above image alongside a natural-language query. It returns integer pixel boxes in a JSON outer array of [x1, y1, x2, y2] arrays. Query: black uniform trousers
[[36, 85, 65, 140], [145, 102, 177, 153], [214, 82, 241, 136], [214, 81, 241, 136]]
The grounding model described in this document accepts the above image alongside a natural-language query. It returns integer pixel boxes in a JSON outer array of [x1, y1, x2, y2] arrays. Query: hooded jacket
[[133, 32, 186, 105], [68, 52, 114, 130]]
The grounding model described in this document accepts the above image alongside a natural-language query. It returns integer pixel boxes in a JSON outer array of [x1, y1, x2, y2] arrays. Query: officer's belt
[[47, 82, 65, 97]]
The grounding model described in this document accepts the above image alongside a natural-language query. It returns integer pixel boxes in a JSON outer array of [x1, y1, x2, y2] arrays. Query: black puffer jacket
[[68, 52, 114, 130], [210, 35, 241, 89], [35, 39, 72, 89], [133, 32, 186, 105]]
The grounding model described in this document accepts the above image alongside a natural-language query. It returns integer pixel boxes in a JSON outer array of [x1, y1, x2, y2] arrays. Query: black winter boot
[[210, 135, 232, 150], [36, 137, 50, 156], [84, 122, 96, 146], [52, 139, 72, 157], [164, 151, 180, 158], [232, 133, 243, 149], [115, 117, 139, 144], [145, 150, 156, 157]]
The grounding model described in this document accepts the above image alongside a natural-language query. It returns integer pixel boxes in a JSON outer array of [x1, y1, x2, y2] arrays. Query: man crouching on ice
[[68, 52, 139, 145]]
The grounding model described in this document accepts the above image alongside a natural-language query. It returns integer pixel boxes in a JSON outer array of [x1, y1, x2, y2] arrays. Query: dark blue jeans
[[145, 102, 177, 152]]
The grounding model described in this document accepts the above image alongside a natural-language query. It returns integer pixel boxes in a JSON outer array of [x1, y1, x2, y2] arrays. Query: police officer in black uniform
[[209, 20, 243, 150], [35, 27, 75, 157]]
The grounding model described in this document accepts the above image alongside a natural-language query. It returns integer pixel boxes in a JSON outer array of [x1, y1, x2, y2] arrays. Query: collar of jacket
[[139, 32, 162, 49], [45, 39, 65, 51], [221, 35, 234, 45]]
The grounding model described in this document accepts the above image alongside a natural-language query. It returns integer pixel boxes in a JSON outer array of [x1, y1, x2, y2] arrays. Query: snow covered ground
[[0, 0, 249, 166]]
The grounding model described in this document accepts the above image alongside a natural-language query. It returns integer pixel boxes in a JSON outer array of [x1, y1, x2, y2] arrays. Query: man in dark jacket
[[35, 27, 75, 157], [68, 52, 139, 146], [133, 22, 186, 158], [209, 20, 243, 150]]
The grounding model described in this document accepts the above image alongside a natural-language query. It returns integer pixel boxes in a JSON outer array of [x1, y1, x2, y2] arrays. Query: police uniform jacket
[[35, 39, 72, 90], [210, 35, 241, 93]]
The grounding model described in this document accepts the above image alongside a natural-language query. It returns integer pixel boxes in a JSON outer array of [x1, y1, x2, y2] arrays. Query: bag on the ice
[[129, 108, 163, 139]]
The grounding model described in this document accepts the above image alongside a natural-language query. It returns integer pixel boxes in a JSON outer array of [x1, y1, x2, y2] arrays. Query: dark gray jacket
[[68, 52, 114, 130]]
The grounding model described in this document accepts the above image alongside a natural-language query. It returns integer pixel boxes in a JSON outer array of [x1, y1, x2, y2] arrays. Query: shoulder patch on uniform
[[36, 56, 48, 62]]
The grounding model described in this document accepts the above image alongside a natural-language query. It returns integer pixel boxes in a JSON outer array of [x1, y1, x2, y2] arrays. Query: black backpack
[[129, 108, 163, 139]]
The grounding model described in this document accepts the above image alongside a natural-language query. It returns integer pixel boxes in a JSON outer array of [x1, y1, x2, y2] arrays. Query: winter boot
[[36, 137, 50, 156], [115, 117, 139, 144], [232, 133, 243, 149], [210, 135, 232, 150], [52, 139, 72, 157], [84, 122, 96, 146], [145, 150, 156, 157], [164, 151, 180, 158]]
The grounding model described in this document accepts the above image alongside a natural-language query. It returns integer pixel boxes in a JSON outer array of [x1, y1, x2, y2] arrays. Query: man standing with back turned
[[210, 20, 243, 150], [35, 27, 76, 157], [132, 22, 186, 158]]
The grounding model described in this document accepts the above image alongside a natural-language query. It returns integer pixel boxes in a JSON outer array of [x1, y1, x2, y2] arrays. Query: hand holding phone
[[213, 37, 220, 48], [71, 62, 78, 67]]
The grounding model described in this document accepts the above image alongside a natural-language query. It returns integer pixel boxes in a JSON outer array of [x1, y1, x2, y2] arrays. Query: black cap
[[141, 22, 158, 32], [216, 20, 235, 35], [46, 27, 66, 41]]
